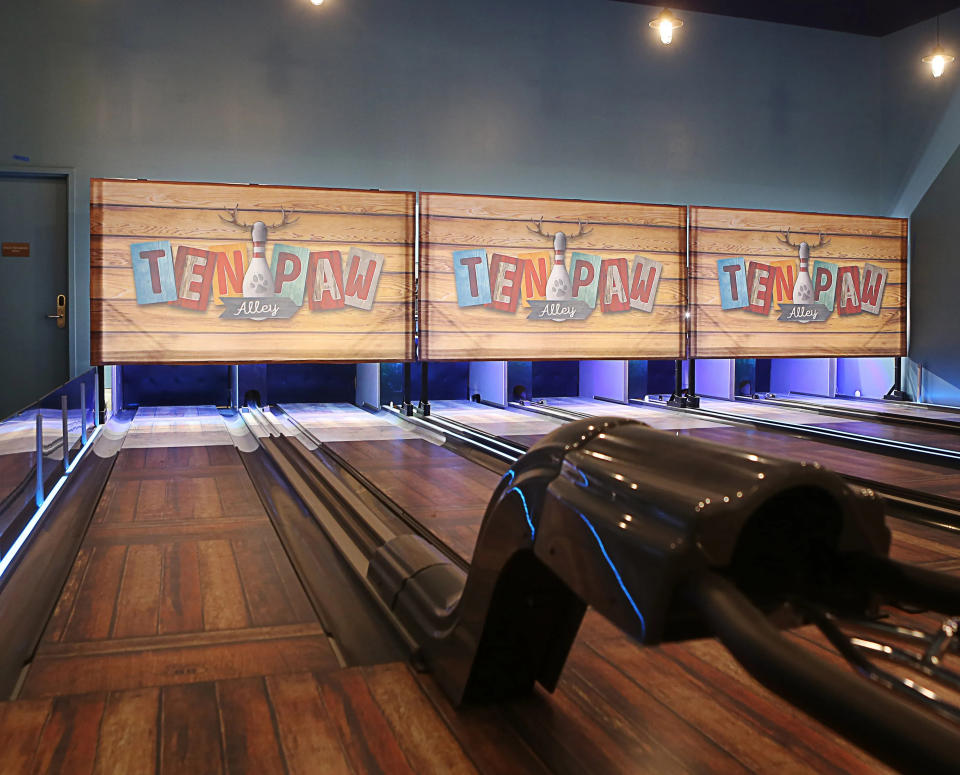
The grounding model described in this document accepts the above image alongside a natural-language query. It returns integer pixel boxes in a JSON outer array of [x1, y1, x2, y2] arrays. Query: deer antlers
[[527, 217, 593, 240], [219, 204, 300, 230], [776, 228, 831, 251], [527, 217, 552, 239], [569, 219, 593, 240]]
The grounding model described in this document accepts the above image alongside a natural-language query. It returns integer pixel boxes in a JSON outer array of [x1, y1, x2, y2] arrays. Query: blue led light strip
[[0, 425, 102, 582], [506, 486, 535, 539], [578, 512, 646, 639]]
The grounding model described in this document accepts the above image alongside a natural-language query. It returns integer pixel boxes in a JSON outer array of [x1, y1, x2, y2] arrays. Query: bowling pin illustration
[[546, 230, 572, 301], [777, 229, 830, 306], [791, 241, 815, 304], [243, 221, 275, 298]]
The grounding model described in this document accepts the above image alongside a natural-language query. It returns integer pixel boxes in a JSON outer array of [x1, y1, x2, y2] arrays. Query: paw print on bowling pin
[[246, 271, 273, 297]]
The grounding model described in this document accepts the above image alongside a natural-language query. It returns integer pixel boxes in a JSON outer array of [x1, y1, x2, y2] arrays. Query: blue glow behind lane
[[578, 512, 646, 639], [507, 486, 535, 539]]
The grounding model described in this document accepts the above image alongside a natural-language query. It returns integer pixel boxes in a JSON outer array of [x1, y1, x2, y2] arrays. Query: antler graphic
[[219, 203, 254, 229], [526, 217, 593, 240], [265, 205, 300, 229], [776, 228, 831, 251], [567, 219, 593, 241], [527, 217, 552, 238], [219, 204, 300, 230]]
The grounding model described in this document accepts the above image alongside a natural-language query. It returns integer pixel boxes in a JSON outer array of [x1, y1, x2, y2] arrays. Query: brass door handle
[[47, 294, 66, 328]]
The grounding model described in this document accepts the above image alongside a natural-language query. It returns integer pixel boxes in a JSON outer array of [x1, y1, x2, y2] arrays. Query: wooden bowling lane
[[282, 402, 426, 442], [682, 424, 960, 498], [784, 394, 960, 424], [325, 433, 502, 563], [429, 399, 960, 566], [520, 398, 960, 502], [428, 399, 567, 444], [3, 404, 345, 770], [121, 405, 237, 448], [701, 397, 960, 453], [281, 401, 510, 562], [16, 440, 340, 703]]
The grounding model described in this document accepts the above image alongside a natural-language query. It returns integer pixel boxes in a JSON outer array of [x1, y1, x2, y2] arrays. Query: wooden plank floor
[[0, 629, 903, 774], [0, 418, 953, 773]]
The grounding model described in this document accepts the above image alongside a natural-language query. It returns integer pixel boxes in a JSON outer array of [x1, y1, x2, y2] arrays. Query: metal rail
[[386, 404, 526, 463]]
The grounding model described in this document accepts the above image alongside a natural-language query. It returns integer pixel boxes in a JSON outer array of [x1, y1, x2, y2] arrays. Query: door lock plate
[[47, 293, 66, 328]]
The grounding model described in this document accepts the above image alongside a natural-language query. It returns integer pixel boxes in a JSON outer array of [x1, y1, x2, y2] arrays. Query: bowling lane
[[281, 402, 427, 441], [440, 398, 960, 577], [700, 397, 960, 453], [427, 399, 567, 443], [776, 393, 960, 424], [21, 405, 341, 701], [282, 402, 503, 562], [492, 398, 960, 501]]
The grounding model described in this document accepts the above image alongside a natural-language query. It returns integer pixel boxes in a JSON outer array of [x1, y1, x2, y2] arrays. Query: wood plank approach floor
[[0, 416, 955, 773]]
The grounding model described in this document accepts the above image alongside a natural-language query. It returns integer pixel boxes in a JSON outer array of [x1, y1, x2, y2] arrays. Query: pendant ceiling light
[[649, 8, 683, 46], [922, 16, 954, 78]]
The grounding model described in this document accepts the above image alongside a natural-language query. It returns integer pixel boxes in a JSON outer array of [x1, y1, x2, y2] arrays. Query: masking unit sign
[[419, 193, 686, 361], [90, 180, 415, 364], [689, 207, 907, 358]]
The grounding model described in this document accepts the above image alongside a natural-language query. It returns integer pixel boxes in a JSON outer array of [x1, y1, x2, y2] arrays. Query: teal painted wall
[[1, 0, 958, 374], [909, 139, 960, 405]]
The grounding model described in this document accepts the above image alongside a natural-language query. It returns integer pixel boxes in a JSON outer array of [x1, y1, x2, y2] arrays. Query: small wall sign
[[2, 242, 30, 258]]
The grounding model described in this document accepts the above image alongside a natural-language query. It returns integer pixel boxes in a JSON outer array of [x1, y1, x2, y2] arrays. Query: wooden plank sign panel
[[689, 207, 907, 358], [90, 179, 415, 364], [420, 193, 686, 361]]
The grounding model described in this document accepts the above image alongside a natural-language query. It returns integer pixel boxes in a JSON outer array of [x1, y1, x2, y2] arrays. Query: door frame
[[0, 165, 78, 377]]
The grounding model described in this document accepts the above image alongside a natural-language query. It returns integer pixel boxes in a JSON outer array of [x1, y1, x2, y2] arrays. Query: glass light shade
[[922, 45, 954, 78], [649, 9, 682, 45]]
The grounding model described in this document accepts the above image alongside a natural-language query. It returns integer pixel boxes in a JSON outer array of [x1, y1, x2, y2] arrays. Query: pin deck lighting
[[922, 16, 954, 78], [650, 8, 683, 45]]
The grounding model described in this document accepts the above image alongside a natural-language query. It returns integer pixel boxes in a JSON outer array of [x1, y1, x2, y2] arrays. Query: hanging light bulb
[[923, 46, 953, 77], [922, 16, 954, 78], [649, 8, 683, 46], [310, 0, 324, 6]]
